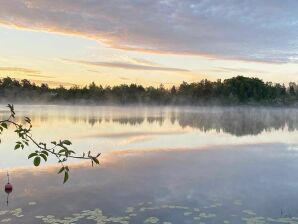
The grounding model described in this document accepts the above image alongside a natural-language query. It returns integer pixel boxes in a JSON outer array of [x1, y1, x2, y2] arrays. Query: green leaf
[[40, 154, 47, 162], [63, 171, 69, 184], [92, 157, 100, 164], [68, 150, 75, 155], [14, 144, 20, 150], [7, 104, 14, 112], [1, 123, 7, 129], [58, 149, 67, 154], [28, 153, 37, 159], [24, 116, 31, 123], [58, 167, 65, 174], [33, 156, 41, 167], [62, 140, 72, 145], [41, 150, 49, 156]]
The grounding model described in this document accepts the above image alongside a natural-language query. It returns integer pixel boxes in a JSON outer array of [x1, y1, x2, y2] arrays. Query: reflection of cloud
[[119, 135, 154, 145], [63, 59, 189, 72], [111, 142, 282, 156], [0, 159, 88, 174], [287, 145, 298, 152], [80, 130, 188, 139], [1, 1, 297, 63], [0, 142, 281, 172]]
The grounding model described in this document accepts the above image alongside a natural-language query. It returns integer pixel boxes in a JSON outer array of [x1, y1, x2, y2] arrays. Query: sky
[[0, 0, 298, 87]]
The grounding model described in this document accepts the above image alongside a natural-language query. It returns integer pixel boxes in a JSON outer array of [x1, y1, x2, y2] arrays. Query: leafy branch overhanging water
[[0, 104, 100, 183]]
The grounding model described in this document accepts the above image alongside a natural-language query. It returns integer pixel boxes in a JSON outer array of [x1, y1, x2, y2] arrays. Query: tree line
[[1, 76, 298, 105]]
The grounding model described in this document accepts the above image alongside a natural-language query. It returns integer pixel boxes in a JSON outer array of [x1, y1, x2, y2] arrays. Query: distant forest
[[1, 76, 298, 105]]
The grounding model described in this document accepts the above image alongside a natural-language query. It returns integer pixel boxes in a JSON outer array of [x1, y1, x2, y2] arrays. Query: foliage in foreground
[[0, 104, 100, 183]]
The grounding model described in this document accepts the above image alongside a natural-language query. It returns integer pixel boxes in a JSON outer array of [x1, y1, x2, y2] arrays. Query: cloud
[[0, 67, 55, 78], [32, 79, 75, 87], [0, 66, 40, 74], [25, 74, 54, 78], [0, 0, 298, 63], [0, 76, 75, 87], [129, 58, 157, 66], [120, 77, 130, 81], [63, 59, 189, 72], [210, 67, 266, 74]]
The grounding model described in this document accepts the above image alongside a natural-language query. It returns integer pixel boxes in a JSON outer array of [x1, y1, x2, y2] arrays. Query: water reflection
[[2, 105, 298, 169], [1, 106, 298, 136], [1, 144, 298, 223], [2, 105, 298, 223], [4, 173, 13, 206]]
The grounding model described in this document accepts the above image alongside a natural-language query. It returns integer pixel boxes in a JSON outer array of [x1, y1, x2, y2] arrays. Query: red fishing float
[[5, 183, 12, 194], [5, 172, 12, 193], [5, 172, 12, 205]]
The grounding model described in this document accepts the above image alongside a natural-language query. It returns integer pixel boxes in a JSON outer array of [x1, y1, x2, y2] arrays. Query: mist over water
[[1, 105, 298, 168], [2, 105, 298, 134]]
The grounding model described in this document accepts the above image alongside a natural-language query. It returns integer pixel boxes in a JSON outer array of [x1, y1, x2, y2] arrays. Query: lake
[[1, 105, 298, 223]]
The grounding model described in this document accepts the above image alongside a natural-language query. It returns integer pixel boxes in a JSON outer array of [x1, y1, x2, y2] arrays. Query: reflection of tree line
[[177, 109, 291, 136], [0, 113, 166, 127], [1, 108, 298, 136]]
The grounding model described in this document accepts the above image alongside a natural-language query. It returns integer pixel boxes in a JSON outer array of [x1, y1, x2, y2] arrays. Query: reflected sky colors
[[1, 105, 298, 168], [1, 144, 298, 223], [1, 106, 298, 223]]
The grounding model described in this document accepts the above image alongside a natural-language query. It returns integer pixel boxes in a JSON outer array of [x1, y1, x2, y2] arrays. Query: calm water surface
[[1, 105, 298, 223]]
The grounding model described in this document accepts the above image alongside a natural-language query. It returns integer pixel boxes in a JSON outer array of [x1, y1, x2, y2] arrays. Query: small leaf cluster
[[28, 150, 49, 166], [58, 166, 69, 184]]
